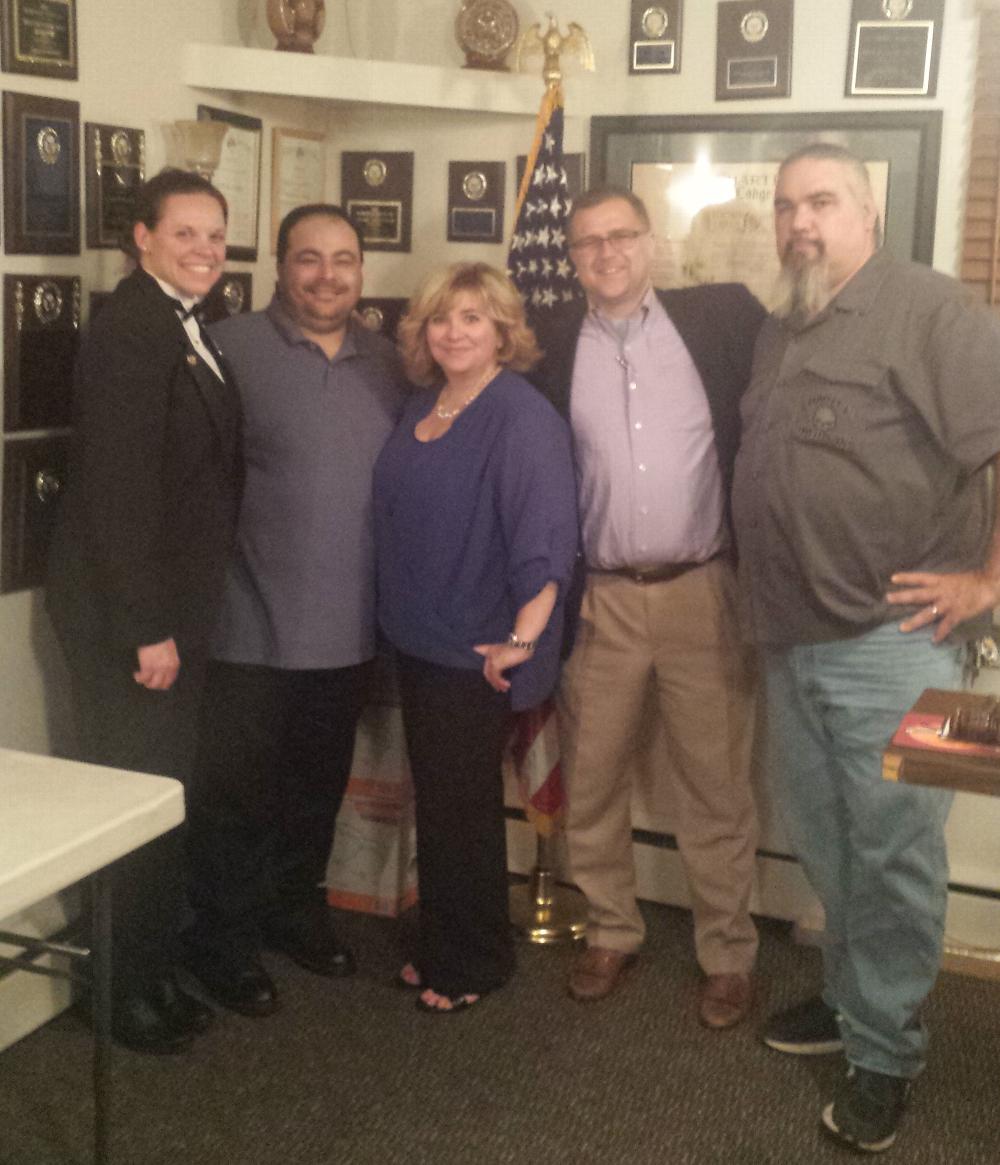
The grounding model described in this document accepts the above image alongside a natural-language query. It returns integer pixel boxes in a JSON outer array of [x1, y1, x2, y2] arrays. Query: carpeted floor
[[1, 898, 998, 1165]]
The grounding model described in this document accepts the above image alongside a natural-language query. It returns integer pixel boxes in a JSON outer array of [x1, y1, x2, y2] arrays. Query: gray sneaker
[[821, 1065, 912, 1153], [762, 995, 844, 1055]]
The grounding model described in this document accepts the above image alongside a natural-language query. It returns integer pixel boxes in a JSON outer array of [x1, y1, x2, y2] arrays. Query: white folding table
[[0, 748, 184, 1164]]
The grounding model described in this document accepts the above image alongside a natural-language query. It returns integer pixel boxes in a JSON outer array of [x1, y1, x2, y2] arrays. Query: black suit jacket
[[529, 283, 766, 511], [47, 268, 243, 655]]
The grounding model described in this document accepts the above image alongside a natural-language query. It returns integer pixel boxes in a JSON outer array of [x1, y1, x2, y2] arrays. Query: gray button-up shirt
[[570, 288, 727, 569], [209, 299, 405, 669], [733, 250, 1000, 646]]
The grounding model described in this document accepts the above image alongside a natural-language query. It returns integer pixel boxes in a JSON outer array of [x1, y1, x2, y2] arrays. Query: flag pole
[[505, 16, 592, 944]]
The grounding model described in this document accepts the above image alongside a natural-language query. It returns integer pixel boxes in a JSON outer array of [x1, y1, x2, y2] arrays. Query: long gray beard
[[772, 255, 833, 322]]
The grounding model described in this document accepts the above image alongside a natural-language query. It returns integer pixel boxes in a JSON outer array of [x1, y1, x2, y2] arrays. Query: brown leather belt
[[590, 556, 716, 585]]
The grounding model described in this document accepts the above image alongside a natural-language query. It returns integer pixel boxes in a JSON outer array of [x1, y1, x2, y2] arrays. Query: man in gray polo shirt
[[184, 205, 405, 1017], [733, 143, 1000, 1153]]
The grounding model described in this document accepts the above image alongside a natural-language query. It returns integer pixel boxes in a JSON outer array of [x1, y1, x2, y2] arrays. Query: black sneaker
[[762, 995, 844, 1055], [821, 1065, 911, 1153]]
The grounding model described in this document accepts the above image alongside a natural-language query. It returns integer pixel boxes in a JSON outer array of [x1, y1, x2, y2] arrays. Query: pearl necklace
[[434, 365, 499, 420]]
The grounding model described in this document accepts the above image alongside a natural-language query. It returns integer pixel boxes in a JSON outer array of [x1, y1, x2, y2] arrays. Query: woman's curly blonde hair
[[398, 262, 542, 386]]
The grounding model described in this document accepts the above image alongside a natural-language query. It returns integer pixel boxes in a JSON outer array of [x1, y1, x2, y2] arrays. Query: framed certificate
[[0, 0, 77, 80], [2, 91, 80, 254], [270, 127, 326, 253], [197, 105, 262, 262], [846, 0, 943, 98]]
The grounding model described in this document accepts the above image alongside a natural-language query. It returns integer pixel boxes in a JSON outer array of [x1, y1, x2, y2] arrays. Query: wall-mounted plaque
[[516, 152, 586, 202], [845, 0, 942, 97], [2, 91, 80, 254], [342, 151, 413, 253], [197, 105, 262, 262], [447, 161, 505, 243], [716, 1, 793, 101], [629, 1, 682, 74], [4, 274, 79, 432], [356, 297, 408, 342], [0, 0, 77, 80], [200, 272, 253, 326], [1, 432, 68, 592], [84, 124, 145, 251], [270, 127, 325, 253]]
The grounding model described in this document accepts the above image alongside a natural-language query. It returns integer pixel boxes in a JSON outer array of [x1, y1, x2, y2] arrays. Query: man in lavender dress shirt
[[530, 188, 766, 1027]]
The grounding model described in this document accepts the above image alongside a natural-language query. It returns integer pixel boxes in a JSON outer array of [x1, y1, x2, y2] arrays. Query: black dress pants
[[56, 630, 208, 1000], [185, 660, 371, 960], [396, 653, 515, 996]]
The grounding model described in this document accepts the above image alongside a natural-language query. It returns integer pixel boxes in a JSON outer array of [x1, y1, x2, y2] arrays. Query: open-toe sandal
[[395, 962, 422, 991], [415, 988, 481, 1014]]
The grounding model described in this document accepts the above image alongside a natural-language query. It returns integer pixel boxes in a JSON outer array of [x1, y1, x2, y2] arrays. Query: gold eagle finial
[[515, 13, 595, 89]]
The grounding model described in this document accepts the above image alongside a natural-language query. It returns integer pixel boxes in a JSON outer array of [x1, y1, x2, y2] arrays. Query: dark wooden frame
[[0, 0, 78, 80]]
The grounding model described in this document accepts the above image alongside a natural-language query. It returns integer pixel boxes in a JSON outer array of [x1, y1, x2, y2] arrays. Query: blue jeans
[[763, 623, 962, 1079]]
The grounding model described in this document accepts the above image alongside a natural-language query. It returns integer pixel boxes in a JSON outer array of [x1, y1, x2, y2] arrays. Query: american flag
[[505, 698, 563, 837], [507, 82, 582, 316]]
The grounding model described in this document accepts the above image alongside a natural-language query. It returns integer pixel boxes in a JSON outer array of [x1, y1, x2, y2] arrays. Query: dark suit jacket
[[47, 268, 243, 656], [527, 284, 766, 649], [528, 283, 766, 511]]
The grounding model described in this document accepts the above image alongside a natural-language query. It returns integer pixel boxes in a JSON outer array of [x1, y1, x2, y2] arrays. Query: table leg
[[91, 870, 113, 1165]]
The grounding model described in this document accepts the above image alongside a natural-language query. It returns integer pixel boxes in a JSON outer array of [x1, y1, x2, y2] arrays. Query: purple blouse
[[374, 368, 578, 711]]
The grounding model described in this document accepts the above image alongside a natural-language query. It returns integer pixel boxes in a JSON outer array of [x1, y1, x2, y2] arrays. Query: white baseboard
[[506, 817, 1000, 969]]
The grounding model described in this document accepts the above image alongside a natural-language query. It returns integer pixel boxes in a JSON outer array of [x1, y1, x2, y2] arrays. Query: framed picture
[[0, 0, 77, 80], [270, 127, 325, 254], [2, 91, 80, 255], [590, 111, 941, 310], [197, 105, 262, 262]]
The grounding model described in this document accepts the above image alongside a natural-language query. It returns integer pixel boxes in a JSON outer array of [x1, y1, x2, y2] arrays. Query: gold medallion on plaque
[[455, 1, 519, 71], [36, 127, 61, 165], [882, 0, 913, 17], [740, 11, 769, 43], [363, 158, 387, 188], [461, 171, 488, 201], [33, 281, 64, 325]]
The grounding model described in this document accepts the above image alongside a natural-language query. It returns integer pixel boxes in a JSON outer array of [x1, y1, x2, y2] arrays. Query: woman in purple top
[[374, 262, 578, 1013]]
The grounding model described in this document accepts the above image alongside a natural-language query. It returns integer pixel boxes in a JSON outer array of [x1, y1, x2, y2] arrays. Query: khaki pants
[[557, 557, 759, 973]]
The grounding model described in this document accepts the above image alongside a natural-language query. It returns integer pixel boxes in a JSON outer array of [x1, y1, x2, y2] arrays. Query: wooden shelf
[[182, 43, 546, 117]]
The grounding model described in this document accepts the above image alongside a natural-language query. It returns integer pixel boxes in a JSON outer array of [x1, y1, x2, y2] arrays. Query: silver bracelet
[[507, 632, 536, 652]]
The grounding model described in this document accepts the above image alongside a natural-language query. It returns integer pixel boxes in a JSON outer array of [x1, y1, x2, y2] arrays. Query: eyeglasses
[[568, 229, 647, 255]]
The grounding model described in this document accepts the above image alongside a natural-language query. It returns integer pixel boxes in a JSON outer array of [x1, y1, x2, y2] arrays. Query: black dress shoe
[[265, 925, 356, 978], [148, 972, 214, 1035], [112, 995, 194, 1055], [184, 951, 279, 1018]]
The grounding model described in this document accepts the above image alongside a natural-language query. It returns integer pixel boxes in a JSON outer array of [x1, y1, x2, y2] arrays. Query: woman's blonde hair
[[398, 262, 542, 386]]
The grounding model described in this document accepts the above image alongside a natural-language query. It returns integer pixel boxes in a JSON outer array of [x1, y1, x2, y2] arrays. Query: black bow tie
[[171, 299, 202, 321]]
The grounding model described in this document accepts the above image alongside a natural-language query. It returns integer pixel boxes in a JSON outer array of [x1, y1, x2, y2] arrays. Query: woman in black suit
[[46, 169, 243, 1053]]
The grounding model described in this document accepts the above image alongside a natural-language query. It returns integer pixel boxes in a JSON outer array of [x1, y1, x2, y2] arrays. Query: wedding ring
[[931, 605, 939, 617]]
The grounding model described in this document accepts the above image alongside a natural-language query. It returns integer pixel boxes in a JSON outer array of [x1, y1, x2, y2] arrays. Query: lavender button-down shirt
[[570, 287, 727, 570]]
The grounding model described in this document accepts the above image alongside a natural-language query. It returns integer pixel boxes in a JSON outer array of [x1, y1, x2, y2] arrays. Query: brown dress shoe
[[568, 945, 638, 1002], [698, 972, 754, 1029]]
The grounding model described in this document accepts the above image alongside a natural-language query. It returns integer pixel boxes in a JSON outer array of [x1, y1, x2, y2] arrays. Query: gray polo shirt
[[733, 249, 1000, 646], [209, 299, 405, 669]]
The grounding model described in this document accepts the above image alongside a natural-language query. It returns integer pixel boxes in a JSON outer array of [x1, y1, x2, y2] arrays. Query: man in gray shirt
[[184, 205, 405, 1017], [733, 143, 1000, 1153]]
